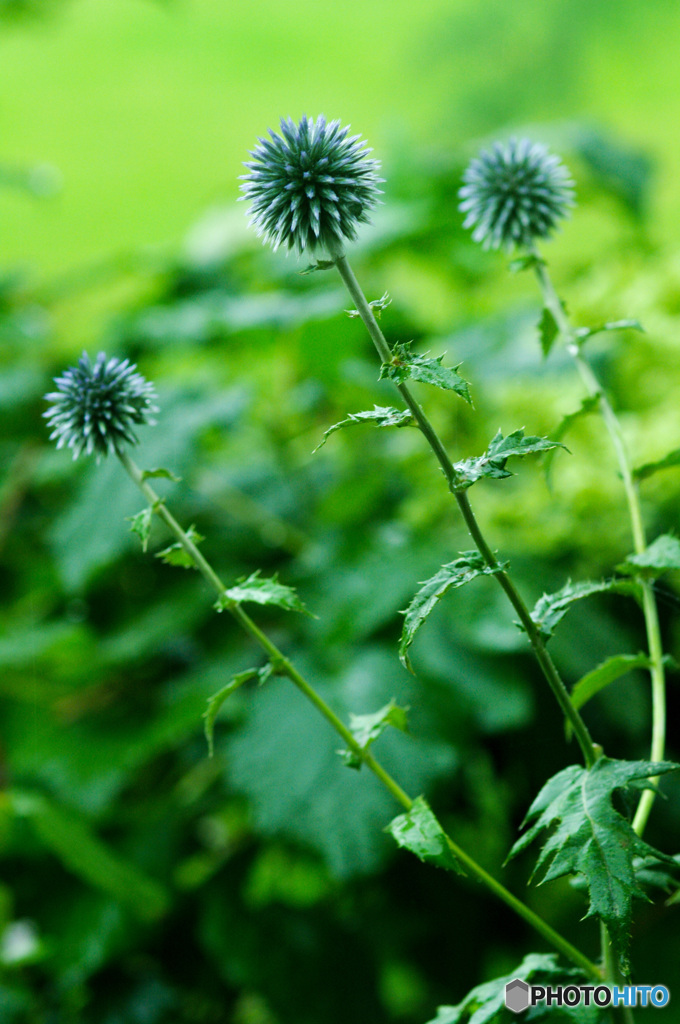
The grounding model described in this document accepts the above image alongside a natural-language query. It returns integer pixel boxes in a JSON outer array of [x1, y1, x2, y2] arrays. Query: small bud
[[44, 352, 158, 460], [240, 114, 383, 255], [459, 138, 574, 251]]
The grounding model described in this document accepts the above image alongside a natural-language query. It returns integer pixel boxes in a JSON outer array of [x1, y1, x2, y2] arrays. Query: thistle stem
[[328, 243, 598, 769], [532, 254, 666, 836], [116, 447, 601, 981]]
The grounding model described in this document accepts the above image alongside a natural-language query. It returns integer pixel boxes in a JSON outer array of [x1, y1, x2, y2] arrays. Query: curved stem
[[329, 244, 598, 768], [116, 447, 602, 981], [532, 255, 666, 835]]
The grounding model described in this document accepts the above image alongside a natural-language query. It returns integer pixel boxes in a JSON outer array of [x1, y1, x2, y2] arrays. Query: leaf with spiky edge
[[386, 796, 466, 876], [633, 446, 680, 483], [454, 428, 567, 490], [528, 578, 640, 640], [203, 664, 272, 757], [617, 534, 680, 578], [399, 552, 507, 672], [339, 699, 409, 769], [346, 292, 391, 319], [127, 507, 153, 553], [379, 342, 472, 405], [507, 757, 680, 973], [155, 525, 205, 569], [215, 570, 312, 616], [313, 405, 414, 452], [427, 953, 600, 1024], [575, 319, 644, 347]]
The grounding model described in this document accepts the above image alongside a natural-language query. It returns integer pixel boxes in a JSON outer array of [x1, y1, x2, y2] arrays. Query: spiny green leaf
[[633, 446, 680, 483], [203, 665, 272, 757], [140, 467, 182, 483], [508, 757, 680, 973], [529, 578, 639, 640], [155, 525, 204, 569], [313, 405, 413, 453], [544, 394, 600, 485], [339, 699, 409, 769], [386, 796, 466, 876], [538, 305, 560, 357], [399, 552, 506, 672], [633, 854, 680, 896], [126, 506, 153, 553], [215, 570, 311, 615], [454, 429, 567, 490], [427, 953, 599, 1024], [617, 534, 680, 578], [346, 291, 391, 319], [575, 319, 644, 346], [379, 342, 472, 405]]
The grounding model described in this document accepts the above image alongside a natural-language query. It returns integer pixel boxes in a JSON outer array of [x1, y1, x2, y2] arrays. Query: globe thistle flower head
[[240, 114, 383, 255], [459, 138, 575, 251], [44, 352, 158, 460]]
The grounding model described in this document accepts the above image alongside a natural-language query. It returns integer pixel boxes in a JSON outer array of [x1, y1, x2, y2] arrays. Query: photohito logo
[[504, 980, 670, 1013]]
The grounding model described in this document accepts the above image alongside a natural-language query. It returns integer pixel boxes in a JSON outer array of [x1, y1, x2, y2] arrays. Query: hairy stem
[[116, 447, 602, 981], [328, 243, 598, 768], [532, 254, 666, 836]]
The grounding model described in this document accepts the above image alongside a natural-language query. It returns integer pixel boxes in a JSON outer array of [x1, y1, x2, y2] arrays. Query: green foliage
[[574, 318, 644, 346], [204, 664, 272, 757], [379, 342, 472, 405], [569, 653, 653, 716], [538, 305, 560, 357], [126, 505, 153, 552], [346, 292, 392, 319], [529, 578, 639, 640], [339, 699, 409, 768], [215, 570, 310, 615], [617, 534, 680, 577], [508, 758, 679, 971], [155, 524, 205, 568], [633, 446, 680, 482], [454, 429, 566, 490], [386, 797, 465, 876], [313, 405, 414, 452]]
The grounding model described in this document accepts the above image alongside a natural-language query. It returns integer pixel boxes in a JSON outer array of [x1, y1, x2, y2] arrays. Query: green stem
[[532, 254, 666, 836], [116, 447, 602, 981], [329, 243, 598, 769]]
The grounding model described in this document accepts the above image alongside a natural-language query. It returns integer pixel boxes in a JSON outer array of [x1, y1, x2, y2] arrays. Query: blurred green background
[[2, 1, 680, 1021]]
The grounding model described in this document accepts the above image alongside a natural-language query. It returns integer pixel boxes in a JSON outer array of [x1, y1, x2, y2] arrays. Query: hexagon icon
[[505, 979, 530, 1013]]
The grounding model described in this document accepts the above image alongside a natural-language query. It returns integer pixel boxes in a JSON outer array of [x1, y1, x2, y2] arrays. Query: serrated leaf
[[339, 699, 409, 769], [633, 446, 680, 482], [508, 757, 679, 972], [427, 953, 600, 1024], [454, 429, 567, 490], [399, 553, 506, 671], [140, 467, 182, 483], [538, 306, 560, 357], [203, 665, 271, 757], [575, 319, 644, 346], [529, 578, 639, 640], [386, 796, 466, 876], [313, 405, 413, 452], [346, 291, 391, 319], [215, 570, 311, 615], [154, 525, 204, 569], [617, 534, 680, 578], [379, 342, 472, 405], [126, 507, 153, 553]]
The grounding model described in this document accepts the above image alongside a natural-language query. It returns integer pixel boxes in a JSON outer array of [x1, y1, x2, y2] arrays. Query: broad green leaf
[[617, 534, 680, 577], [204, 665, 271, 757], [155, 525, 204, 569], [508, 757, 679, 972], [386, 796, 465, 876], [570, 653, 653, 715], [126, 506, 153, 553], [215, 570, 311, 615], [346, 291, 391, 319], [427, 953, 601, 1024], [633, 446, 680, 482], [379, 342, 472, 405], [313, 405, 413, 452], [538, 305, 560, 357], [529, 578, 639, 640], [9, 790, 169, 920], [339, 699, 409, 769], [399, 552, 506, 672], [140, 467, 181, 483], [575, 318, 644, 346], [454, 429, 567, 490], [544, 394, 600, 484]]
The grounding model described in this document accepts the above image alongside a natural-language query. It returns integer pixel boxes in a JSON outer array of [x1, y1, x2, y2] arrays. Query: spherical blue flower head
[[459, 138, 575, 251], [44, 352, 158, 460], [240, 114, 383, 254]]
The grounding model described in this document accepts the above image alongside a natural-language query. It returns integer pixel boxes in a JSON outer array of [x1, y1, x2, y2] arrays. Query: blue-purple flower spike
[[240, 115, 383, 255], [459, 138, 575, 251], [44, 352, 158, 460]]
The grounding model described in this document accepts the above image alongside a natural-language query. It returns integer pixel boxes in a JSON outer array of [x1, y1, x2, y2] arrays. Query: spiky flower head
[[240, 114, 383, 255], [459, 138, 574, 251], [44, 352, 158, 460]]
